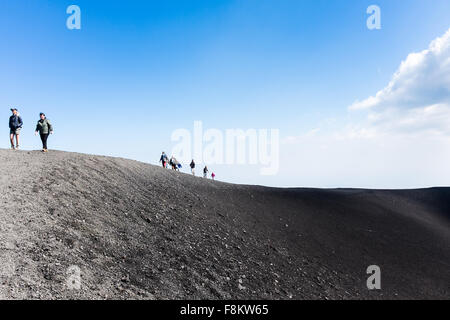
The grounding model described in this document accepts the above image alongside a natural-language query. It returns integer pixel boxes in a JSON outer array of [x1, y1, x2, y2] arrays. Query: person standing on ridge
[[211, 172, 216, 181], [160, 152, 168, 168], [9, 108, 23, 150], [190, 159, 196, 176], [35, 113, 53, 152], [203, 166, 208, 178], [170, 156, 180, 171]]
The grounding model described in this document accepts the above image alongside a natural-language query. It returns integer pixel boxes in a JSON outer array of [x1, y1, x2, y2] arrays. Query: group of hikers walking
[[9, 108, 54, 152], [8, 107, 215, 181], [160, 152, 216, 180]]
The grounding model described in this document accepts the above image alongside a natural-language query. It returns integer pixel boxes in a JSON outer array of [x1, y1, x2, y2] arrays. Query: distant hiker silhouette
[[203, 166, 208, 178], [211, 172, 216, 180], [35, 113, 53, 152], [160, 152, 168, 168], [9, 108, 23, 150], [190, 159, 196, 176]]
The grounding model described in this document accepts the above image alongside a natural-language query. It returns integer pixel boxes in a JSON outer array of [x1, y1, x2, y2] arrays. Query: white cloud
[[349, 28, 450, 136], [276, 29, 450, 188]]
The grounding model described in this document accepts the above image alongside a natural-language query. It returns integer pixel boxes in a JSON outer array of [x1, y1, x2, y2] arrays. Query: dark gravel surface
[[0, 149, 449, 300]]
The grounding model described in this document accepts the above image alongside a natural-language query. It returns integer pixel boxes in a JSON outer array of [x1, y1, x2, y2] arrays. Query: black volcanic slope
[[0, 149, 448, 299]]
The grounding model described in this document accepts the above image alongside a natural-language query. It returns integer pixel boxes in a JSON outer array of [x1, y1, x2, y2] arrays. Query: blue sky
[[1, 0, 450, 187]]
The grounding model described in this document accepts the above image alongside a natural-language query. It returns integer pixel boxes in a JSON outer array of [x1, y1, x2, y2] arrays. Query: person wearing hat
[[190, 159, 196, 176], [9, 108, 23, 150], [34, 112, 53, 152]]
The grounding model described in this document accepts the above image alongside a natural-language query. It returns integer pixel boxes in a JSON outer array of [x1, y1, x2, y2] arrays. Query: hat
[[10, 108, 18, 112]]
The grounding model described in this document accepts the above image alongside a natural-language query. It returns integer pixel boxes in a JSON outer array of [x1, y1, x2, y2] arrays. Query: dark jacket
[[190, 161, 195, 168], [35, 118, 53, 134], [9, 115, 23, 130]]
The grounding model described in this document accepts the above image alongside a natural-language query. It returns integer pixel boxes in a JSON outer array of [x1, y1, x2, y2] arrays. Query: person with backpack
[[9, 108, 23, 150], [190, 159, 196, 176], [160, 152, 169, 168], [34, 113, 53, 152], [170, 156, 180, 171], [203, 166, 208, 178], [211, 172, 216, 181]]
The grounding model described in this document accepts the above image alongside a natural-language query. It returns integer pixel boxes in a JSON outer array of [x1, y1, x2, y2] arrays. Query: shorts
[[10, 128, 21, 135]]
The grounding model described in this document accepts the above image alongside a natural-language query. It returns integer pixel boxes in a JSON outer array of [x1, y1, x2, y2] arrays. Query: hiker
[[190, 159, 195, 176], [9, 108, 23, 150], [203, 166, 208, 178], [34, 113, 53, 152], [170, 156, 180, 171], [160, 152, 169, 168], [211, 172, 216, 180]]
